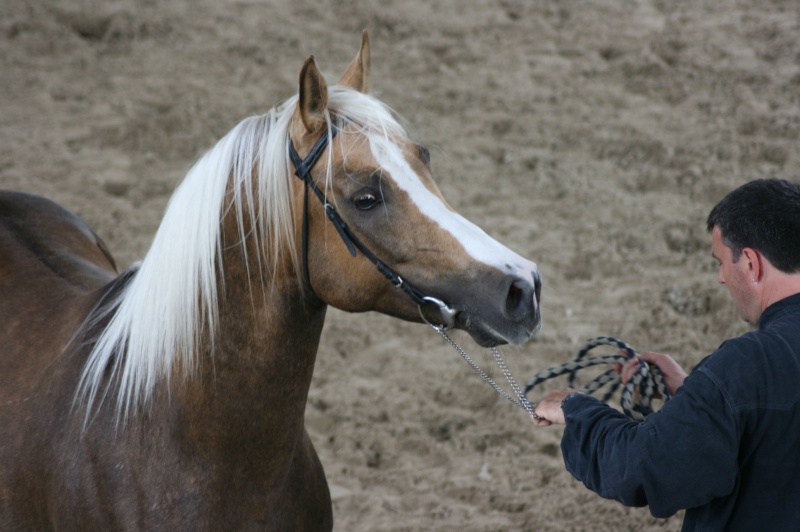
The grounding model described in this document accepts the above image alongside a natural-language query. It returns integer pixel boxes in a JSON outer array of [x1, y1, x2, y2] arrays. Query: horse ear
[[298, 56, 329, 134], [337, 30, 371, 93]]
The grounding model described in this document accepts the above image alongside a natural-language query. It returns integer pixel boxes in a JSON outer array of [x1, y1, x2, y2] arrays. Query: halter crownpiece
[[288, 125, 458, 330]]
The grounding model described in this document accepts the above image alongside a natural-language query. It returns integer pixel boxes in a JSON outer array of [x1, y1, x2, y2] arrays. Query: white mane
[[77, 87, 408, 423]]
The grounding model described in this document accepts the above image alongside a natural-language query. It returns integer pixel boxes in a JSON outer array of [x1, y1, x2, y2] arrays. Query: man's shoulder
[[701, 334, 762, 368], [697, 328, 800, 408]]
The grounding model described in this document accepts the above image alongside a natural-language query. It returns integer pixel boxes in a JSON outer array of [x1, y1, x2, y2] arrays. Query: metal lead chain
[[430, 324, 540, 420]]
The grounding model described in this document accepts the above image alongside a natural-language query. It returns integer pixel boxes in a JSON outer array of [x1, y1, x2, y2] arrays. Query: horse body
[[1, 33, 541, 530], [1, 193, 333, 529]]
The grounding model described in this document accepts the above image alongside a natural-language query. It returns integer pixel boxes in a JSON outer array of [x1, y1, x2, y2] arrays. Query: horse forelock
[[76, 87, 410, 425]]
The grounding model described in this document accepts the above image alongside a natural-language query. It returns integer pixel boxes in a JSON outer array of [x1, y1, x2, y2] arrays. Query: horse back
[[0, 191, 119, 529], [0, 191, 117, 291], [0, 191, 117, 370]]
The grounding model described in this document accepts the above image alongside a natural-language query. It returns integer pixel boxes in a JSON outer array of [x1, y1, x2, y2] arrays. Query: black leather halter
[[288, 126, 457, 329]]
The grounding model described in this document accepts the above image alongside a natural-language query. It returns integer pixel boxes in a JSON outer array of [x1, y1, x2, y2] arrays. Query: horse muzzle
[[423, 269, 542, 348]]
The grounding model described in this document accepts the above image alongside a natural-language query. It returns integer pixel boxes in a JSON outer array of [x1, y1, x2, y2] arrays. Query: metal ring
[[419, 296, 458, 331]]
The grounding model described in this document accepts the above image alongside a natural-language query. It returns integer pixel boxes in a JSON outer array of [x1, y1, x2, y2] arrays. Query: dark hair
[[706, 178, 800, 273]]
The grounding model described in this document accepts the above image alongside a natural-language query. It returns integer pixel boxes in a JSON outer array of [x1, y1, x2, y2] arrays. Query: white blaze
[[371, 138, 539, 282]]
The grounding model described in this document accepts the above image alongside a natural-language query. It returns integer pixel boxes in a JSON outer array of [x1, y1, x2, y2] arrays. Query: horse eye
[[418, 145, 431, 166], [353, 191, 381, 210]]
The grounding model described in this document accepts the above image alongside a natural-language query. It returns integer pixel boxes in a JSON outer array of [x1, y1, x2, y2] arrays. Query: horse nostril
[[533, 270, 542, 307], [504, 271, 542, 324], [507, 282, 523, 311], [505, 278, 534, 318]]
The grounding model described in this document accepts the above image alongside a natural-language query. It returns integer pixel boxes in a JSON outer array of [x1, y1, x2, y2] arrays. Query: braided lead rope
[[429, 324, 540, 420], [524, 336, 671, 421]]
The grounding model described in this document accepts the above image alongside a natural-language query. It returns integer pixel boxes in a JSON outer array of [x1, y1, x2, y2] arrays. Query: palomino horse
[[0, 32, 541, 530]]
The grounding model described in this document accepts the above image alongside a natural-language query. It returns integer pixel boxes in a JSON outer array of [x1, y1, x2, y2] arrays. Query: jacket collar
[[758, 292, 800, 329]]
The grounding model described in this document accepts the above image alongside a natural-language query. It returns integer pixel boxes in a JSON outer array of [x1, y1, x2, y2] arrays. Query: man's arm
[[534, 371, 740, 518]]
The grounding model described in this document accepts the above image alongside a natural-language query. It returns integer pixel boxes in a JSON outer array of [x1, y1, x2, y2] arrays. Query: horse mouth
[[456, 309, 542, 348], [456, 271, 542, 348]]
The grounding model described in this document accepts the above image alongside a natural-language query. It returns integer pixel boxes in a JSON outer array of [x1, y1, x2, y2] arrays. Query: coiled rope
[[523, 336, 671, 420]]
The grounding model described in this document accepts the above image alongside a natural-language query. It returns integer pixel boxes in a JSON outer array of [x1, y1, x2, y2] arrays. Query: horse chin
[[457, 313, 542, 348], [467, 330, 509, 348]]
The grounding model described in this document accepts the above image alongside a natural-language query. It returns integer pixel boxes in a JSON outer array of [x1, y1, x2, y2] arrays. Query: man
[[533, 178, 800, 530]]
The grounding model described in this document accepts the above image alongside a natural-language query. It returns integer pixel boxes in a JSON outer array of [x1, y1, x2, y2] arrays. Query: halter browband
[[288, 125, 457, 329]]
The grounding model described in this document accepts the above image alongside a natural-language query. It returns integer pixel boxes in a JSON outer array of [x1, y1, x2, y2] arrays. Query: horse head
[[288, 31, 542, 347]]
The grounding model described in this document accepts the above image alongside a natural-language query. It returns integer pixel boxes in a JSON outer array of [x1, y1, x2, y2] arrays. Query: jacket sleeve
[[559, 370, 740, 518]]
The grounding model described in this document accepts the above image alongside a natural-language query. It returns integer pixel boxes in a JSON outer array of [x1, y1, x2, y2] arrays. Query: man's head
[[707, 178, 800, 323], [707, 178, 800, 273]]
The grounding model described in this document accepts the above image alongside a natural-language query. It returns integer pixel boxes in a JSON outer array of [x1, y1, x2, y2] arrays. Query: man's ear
[[741, 247, 763, 282]]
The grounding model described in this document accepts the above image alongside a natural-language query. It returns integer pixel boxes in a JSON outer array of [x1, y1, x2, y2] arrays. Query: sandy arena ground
[[2, 0, 799, 529]]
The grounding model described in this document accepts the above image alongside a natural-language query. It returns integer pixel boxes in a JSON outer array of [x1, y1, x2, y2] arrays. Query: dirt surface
[[3, 0, 799, 529]]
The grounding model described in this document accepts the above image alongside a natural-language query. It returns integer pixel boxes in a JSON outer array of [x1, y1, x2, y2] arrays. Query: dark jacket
[[560, 293, 800, 531]]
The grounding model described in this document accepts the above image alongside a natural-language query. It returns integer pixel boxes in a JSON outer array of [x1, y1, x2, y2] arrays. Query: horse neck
[[174, 225, 327, 464]]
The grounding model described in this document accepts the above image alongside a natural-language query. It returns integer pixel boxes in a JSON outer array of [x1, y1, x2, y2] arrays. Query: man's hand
[[619, 351, 688, 396], [532, 389, 576, 426]]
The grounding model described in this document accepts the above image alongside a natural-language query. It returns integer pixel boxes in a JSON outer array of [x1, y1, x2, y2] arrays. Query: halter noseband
[[288, 125, 458, 330]]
